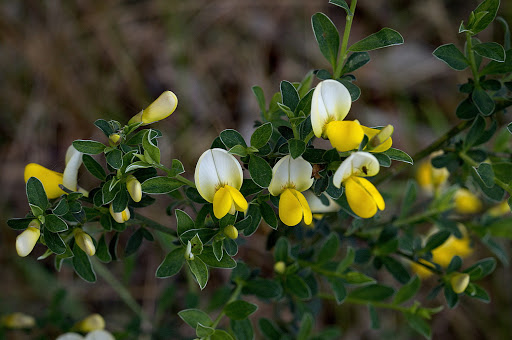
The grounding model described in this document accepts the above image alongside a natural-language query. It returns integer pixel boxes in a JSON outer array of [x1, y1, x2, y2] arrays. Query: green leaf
[[213, 240, 223, 261], [7, 218, 34, 230], [96, 234, 112, 263], [349, 28, 404, 52], [252, 86, 266, 114], [124, 228, 144, 257], [72, 140, 106, 155], [251, 122, 273, 149], [297, 313, 314, 340], [481, 49, 512, 75], [474, 162, 494, 187], [464, 257, 496, 280], [328, 0, 351, 15], [486, 217, 512, 239], [82, 155, 106, 180], [198, 246, 236, 269], [337, 247, 355, 273], [112, 188, 129, 214], [382, 256, 411, 284], [156, 247, 186, 278], [44, 214, 68, 233], [178, 308, 212, 328], [423, 231, 451, 253], [343, 271, 377, 285], [456, 97, 479, 120], [342, 52, 370, 74], [393, 276, 420, 305], [274, 237, 290, 262], [220, 129, 247, 148], [196, 323, 215, 338], [188, 257, 209, 290], [142, 130, 161, 164], [289, 139, 306, 159], [317, 233, 339, 263], [472, 88, 495, 116], [473, 42, 505, 62], [465, 283, 490, 302], [465, 115, 486, 148], [259, 318, 282, 340], [432, 44, 469, 70], [249, 155, 272, 188], [43, 228, 66, 255], [312, 12, 340, 68], [106, 149, 123, 169], [94, 119, 114, 137], [295, 89, 314, 117], [224, 300, 258, 320], [211, 330, 235, 340], [229, 145, 248, 157], [328, 277, 347, 304], [369, 304, 379, 329], [286, 274, 311, 299], [405, 313, 431, 340], [259, 202, 278, 229], [349, 284, 394, 301], [242, 278, 282, 299], [243, 204, 262, 237], [382, 148, 413, 164], [190, 234, 204, 256], [72, 242, 96, 282], [26, 177, 49, 211], [470, 0, 500, 35], [399, 180, 417, 219], [141, 176, 183, 194], [374, 153, 391, 167], [280, 80, 300, 113], [231, 319, 254, 340]]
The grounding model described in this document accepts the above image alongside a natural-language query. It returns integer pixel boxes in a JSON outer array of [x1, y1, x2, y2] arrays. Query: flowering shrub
[[5, 0, 512, 339]]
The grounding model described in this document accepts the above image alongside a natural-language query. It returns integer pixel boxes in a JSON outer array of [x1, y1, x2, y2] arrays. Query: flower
[[416, 153, 449, 195], [274, 261, 286, 274], [194, 148, 248, 219], [333, 152, 384, 218], [304, 191, 341, 214], [74, 229, 96, 256], [1, 313, 36, 329], [454, 188, 482, 214], [109, 204, 130, 223], [16, 220, 41, 257], [74, 314, 105, 333], [56, 330, 115, 340], [126, 175, 142, 202], [223, 225, 238, 240], [128, 91, 178, 125], [268, 155, 314, 226], [488, 200, 510, 216], [450, 272, 470, 294], [24, 145, 85, 199], [362, 125, 393, 153], [311, 80, 365, 152]]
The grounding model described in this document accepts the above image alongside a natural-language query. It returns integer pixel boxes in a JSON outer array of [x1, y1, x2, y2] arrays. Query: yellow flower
[[454, 188, 482, 214], [488, 200, 510, 216], [74, 314, 105, 333], [416, 153, 449, 195], [16, 220, 41, 257], [268, 155, 314, 226], [450, 272, 470, 294], [128, 91, 178, 125], [223, 225, 238, 240], [333, 152, 384, 218], [311, 80, 365, 152], [194, 148, 248, 219], [1, 313, 36, 329], [109, 204, 130, 223], [274, 261, 286, 274], [126, 175, 142, 202], [362, 125, 393, 153], [74, 229, 96, 256]]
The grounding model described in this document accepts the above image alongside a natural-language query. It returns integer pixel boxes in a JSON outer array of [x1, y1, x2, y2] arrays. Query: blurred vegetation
[[1, 1, 511, 339]]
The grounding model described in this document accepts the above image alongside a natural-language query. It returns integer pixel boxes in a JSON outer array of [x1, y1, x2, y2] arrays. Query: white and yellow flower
[[333, 151, 384, 218], [416, 152, 449, 195], [128, 91, 178, 125], [194, 148, 248, 219], [74, 229, 96, 256], [268, 155, 314, 226], [16, 219, 41, 257], [74, 314, 105, 333], [126, 175, 142, 202], [109, 204, 131, 223]]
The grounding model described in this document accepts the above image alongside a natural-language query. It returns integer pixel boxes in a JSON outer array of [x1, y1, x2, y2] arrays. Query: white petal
[[321, 79, 352, 121], [211, 149, 243, 189], [311, 81, 330, 137], [56, 333, 85, 340], [85, 330, 115, 340], [333, 151, 380, 187], [63, 145, 83, 191], [268, 155, 291, 196], [304, 191, 341, 213], [288, 156, 314, 192]]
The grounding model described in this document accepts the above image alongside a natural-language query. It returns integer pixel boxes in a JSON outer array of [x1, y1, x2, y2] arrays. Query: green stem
[[459, 151, 512, 194], [133, 213, 177, 237], [211, 282, 244, 328], [466, 32, 480, 86], [92, 258, 149, 322], [333, 0, 357, 79], [318, 293, 409, 312], [176, 174, 196, 188], [291, 123, 300, 140], [392, 205, 454, 227], [304, 130, 316, 144]]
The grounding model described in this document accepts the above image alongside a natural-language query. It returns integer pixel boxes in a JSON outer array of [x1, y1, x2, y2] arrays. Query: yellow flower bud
[[488, 200, 510, 217], [416, 153, 449, 195], [454, 188, 482, 214], [74, 229, 96, 256], [274, 261, 286, 274], [109, 204, 130, 224], [223, 225, 238, 240], [108, 133, 121, 146], [450, 272, 470, 294], [16, 226, 40, 257], [1, 313, 36, 329], [74, 314, 105, 332], [365, 125, 394, 152], [128, 91, 178, 125], [126, 175, 142, 202]]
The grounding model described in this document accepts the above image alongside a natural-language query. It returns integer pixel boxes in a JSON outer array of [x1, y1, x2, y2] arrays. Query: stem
[[466, 32, 480, 86], [211, 282, 244, 328], [176, 175, 196, 188], [134, 213, 177, 237], [392, 205, 454, 227], [333, 0, 357, 79], [318, 293, 409, 312], [459, 151, 512, 194], [304, 130, 316, 144]]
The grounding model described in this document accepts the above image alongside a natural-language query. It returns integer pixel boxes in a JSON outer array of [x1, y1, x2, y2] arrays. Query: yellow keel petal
[[325, 121, 364, 152], [279, 189, 304, 226], [225, 185, 248, 212], [213, 187, 233, 219], [293, 189, 313, 225], [345, 177, 384, 218], [24, 163, 65, 199]]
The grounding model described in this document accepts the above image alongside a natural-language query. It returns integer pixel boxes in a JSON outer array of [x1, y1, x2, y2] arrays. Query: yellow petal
[[325, 120, 364, 152], [223, 225, 239, 239], [361, 125, 393, 153], [454, 188, 482, 214], [293, 189, 313, 225], [74, 230, 96, 256], [141, 91, 178, 124], [410, 259, 435, 279], [2, 313, 36, 329], [213, 187, 233, 219], [75, 314, 105, 332], [344, 177, 384, 218], [225, 185, 248, 212], [24, 163, 65, 199], [279, 189, 304, 226]]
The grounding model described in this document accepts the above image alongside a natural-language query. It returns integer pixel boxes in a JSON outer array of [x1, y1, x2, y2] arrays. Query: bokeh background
[[1, 0, 511, 339]]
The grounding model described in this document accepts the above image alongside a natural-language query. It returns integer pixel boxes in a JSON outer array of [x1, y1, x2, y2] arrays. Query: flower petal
[[268, 156, 291, 196], [311, 81, 330, 137], [304, 191, 341, 213], [194, 149, 220, 202], [213, 186, 233, 219], [16, 227, 40, 257], [344, 177, 384, 218], [294, 189, 312, 225], [311, 80, 352, 137], [279, 189, 304, 226], [63, 145, 83, 192], [225, 185, 248, 212], [24, 163, 65, 199], [333, 151, 380, 187], [325, 120, 364, 152], [288, 156, 314, 192], [211, 149, 243, 189], [141, 91, 178, 124], [361, 125, 393, 153]]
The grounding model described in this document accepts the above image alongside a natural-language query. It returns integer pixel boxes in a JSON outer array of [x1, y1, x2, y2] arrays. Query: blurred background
[[1, 0, 511, 339]]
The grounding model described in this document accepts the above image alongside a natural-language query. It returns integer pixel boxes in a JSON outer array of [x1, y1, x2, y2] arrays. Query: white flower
[[303, 191, 341, 214], [311, 79, 352, 137], [126, 175, 142, 202], [109, 204, 131, 223], [16, 223, 40, 257], [74, 230, 96, 256], [63, 145, 84, 192]]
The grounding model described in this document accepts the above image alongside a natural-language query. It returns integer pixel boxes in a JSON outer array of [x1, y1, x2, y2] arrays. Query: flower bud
[[366, 125, 394, 151], [1, 313, 36, 329], [128, 91, 178, 125], [109, 204, 131, 224], [16, 225, 40, 257], [450, 272, 470, 294], [126, 175, 142, 202], [223, 225, 238, 240], [454, 188, 482, 214], [74, 230, 96, 256], [109, 133, 121, 146], [185, 241, 195, 260], [274, 261, 286, 274], [74, 314, 105, 332], [488, 200, 510, 217]]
